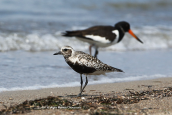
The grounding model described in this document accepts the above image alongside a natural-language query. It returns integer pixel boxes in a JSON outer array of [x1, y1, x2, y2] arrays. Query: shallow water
[[0, 0, 172, 92], [0, 49, 172, 92]]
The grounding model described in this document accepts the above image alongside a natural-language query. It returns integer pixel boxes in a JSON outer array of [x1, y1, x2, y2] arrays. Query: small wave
[[107, 1, 172, 9], [0, 26, 172, 52], [0, 82, 79, 93], [0, 74, 168, 92]]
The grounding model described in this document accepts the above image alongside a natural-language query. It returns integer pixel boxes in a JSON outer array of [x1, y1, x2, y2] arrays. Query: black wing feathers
[[63, 26, 117, 42]]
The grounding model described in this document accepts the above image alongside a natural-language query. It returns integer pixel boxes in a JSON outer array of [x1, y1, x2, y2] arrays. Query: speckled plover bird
[[63, 21, 143, 57], [54, 46, 123, 96]]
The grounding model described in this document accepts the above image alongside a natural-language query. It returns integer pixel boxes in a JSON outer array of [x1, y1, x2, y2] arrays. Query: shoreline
[[0, 77, 172, 114]]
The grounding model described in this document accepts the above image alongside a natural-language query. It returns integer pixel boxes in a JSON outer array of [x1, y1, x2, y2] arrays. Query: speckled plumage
[[68, 51, 122, 75], [54, 46, 123, 96]]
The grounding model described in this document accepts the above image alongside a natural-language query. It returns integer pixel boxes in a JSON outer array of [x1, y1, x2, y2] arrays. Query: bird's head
[[54, 46, 73, 57], [115, 21, 143, 43]]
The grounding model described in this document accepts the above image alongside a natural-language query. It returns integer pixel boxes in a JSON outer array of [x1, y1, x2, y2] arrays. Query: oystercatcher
[[54, 46, 123, 96], [63, 21, 143, 57]]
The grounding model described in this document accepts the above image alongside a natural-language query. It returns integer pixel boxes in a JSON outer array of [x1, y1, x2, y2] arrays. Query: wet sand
[[0, 77, 172, 114]]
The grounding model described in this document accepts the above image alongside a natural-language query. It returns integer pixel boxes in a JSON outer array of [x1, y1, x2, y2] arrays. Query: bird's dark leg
[[82, 75, 88, 92], [80, 74, 83, 93], [89, 45, 92, 55], [77, 75, 88, 97], [81, 76, 88, 95], [94, 47, 98, 58], [77, 74, 83, 97]]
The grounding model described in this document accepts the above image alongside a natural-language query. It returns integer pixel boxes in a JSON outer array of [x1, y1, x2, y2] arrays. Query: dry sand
[[0, 77, 172, 115]]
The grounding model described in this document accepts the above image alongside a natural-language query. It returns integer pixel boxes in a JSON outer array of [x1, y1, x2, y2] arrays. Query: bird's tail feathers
[[62, 31, 80, 37], [113, 67, 124, 72], [106, 65, 124, 73]]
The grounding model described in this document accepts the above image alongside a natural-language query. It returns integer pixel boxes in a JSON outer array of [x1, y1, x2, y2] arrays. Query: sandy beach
[[0, 77, 172, 115], [0, 0, 172, 114]]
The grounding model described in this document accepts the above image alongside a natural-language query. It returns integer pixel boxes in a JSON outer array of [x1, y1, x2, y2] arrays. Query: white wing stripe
[[85, 35, 111, 43]]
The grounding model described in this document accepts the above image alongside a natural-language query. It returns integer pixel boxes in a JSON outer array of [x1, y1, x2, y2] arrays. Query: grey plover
[[54, 46, 123, 96], [63, 21, 143, 57]]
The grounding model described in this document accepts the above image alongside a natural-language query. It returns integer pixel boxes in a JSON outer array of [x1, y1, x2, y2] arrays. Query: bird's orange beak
[[128, 29, 143, 43]]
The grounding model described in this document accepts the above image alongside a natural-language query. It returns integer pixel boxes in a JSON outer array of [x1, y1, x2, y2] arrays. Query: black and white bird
[[63, 21, 143, 57], [54, 46, 123, 96]]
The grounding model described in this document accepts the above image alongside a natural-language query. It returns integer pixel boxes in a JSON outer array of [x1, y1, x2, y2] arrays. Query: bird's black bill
[[128, 29, 143, 44], [53, 51, 62, 55]]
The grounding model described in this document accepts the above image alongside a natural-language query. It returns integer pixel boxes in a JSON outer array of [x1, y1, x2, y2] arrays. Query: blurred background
[[0, 0, 172, 92]]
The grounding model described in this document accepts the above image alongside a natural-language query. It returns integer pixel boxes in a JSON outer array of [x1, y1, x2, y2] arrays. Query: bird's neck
[[64, 55, 71, 60], [117, 27, 125, 43]]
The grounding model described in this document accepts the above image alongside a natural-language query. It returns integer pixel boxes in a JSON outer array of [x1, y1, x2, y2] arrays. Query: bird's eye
[[63, 49, 68, 52]]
